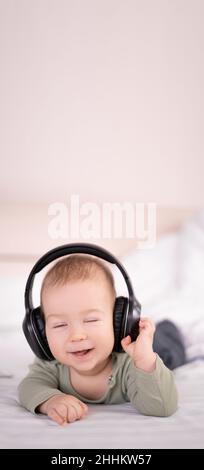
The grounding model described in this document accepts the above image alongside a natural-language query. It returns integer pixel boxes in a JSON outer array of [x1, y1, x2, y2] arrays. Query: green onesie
[[18, 353, 178, 417]]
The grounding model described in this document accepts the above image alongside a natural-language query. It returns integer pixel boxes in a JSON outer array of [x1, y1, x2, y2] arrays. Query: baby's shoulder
[[32, 357, 62, 371]]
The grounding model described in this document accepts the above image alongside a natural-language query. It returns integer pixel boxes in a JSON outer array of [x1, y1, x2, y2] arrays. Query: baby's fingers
[[69, 401, 88, 422], [139, 318, 155, 332], [121, 335, 132, 353], [48, 407, 67, 426], [78, 400, 88, 416], [121, 335, 131, 346], [67, 405, 79, 423]]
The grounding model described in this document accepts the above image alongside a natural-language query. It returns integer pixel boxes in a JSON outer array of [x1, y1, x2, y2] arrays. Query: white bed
[[1, 210, 204, 449], [0, 330, 204, 449]]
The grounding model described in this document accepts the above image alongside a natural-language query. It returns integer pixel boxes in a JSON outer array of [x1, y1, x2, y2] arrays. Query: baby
[[19, 255, 178, 425]]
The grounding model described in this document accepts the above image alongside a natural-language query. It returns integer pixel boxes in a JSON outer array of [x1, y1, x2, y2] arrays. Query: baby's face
[[43, 277, 115, 375]]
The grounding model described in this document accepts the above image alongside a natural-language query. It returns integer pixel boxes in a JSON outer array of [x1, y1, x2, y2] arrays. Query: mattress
[[0, 330, 204, 449]]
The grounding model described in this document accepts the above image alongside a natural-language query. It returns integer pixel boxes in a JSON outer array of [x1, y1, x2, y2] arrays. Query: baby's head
[[40, 255, 116, 373]]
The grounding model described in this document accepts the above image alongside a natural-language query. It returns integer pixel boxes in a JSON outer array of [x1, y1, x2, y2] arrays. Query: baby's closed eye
[[84, 318, 100, 323], [53, 323, 68, 329]]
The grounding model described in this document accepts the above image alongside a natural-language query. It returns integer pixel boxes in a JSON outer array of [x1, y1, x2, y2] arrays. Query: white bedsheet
[[0, 331, 204, 449]]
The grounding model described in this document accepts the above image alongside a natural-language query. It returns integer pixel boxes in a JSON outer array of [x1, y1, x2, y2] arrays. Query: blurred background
[[1, 0, 204, 255], [0, 0, 203, 329]]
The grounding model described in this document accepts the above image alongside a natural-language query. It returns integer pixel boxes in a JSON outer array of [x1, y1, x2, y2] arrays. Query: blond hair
[[40, 254, 116, 306]]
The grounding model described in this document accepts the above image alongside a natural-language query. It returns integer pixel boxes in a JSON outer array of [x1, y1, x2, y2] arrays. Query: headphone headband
[[25, 243, 138, 312], [23, 242, 141, 359]]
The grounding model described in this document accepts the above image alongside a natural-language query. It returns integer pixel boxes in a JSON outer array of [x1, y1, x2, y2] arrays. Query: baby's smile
[[69, 348, 94, 358]]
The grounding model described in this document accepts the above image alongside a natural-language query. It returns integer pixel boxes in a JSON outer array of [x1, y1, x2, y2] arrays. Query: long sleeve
[[123, 354, 178, 417], [18, 358, 64, 413]]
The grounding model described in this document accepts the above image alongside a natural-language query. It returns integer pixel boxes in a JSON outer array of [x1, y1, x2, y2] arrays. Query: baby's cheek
[[46, 331, 57, 352], [47, 339, 63, 361]]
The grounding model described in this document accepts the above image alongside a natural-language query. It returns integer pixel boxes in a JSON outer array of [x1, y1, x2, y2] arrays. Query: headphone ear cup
[[113, 296, 128, 352], [23, 307, 54, 360]]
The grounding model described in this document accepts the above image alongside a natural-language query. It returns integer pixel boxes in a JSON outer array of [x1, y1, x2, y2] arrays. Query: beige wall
[[0, 1, 203, 258], [1, 0, 204, 206]]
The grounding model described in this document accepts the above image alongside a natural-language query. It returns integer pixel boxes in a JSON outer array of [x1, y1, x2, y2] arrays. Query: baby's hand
[[121, 317, 157, 372], [38, 394, 88, 426]]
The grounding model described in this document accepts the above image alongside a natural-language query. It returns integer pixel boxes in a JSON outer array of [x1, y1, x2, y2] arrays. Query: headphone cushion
[[34, 307, 47, 341], [113, 296, 128, 352], [23, 307, 53, 360]]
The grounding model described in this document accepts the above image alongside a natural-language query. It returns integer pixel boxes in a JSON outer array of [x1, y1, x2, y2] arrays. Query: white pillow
[[113, 233, 178, 305], [0, 272, 26, 330], [0, 261, 50, 331], [176, 209, 204, 292], [0, 262, 33, 330]]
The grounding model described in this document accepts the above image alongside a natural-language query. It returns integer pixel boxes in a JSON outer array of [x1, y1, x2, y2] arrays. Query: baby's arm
[[124, 354, 178, 417], [18, 358, 63, 413], [18, 358, 88, 425], [121, 318, 178, 416]]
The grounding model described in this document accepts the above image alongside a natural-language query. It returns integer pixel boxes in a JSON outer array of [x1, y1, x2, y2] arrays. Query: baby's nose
[[69, 326, 87, 342]]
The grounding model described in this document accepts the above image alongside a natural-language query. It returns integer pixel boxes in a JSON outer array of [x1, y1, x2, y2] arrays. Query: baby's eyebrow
[[46, 313, 66, 320], [46, 308, 104, 319], [80, 308, 104, 315]]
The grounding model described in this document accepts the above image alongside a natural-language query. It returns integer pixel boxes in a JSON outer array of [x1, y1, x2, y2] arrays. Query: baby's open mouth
[[71, 348, 93, 357]]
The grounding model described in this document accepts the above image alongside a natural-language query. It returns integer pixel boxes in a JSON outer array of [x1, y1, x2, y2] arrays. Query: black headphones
[[23, 243, 141, 360]]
